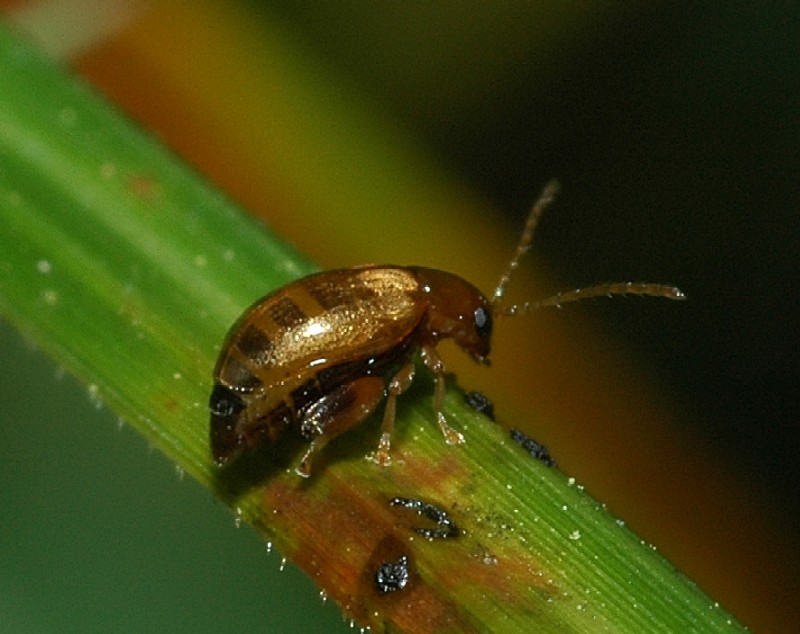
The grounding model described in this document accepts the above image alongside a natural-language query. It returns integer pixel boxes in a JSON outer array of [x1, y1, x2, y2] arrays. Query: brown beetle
[[210, 181, 684, 476]]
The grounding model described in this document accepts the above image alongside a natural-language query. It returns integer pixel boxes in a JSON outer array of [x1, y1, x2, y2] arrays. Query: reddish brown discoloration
[[127, 173, 161, 201], [263, 476, 474, 632], [259, 455, 558, 632]]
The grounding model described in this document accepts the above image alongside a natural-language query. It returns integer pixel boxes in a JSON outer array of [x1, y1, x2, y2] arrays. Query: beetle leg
[[374, 361, 416, 467], [295, 377, 385, 477], [420, 345, 465, 446]]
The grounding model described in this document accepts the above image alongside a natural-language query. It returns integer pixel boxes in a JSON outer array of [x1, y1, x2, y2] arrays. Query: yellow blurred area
[[5, 2, 796, 632]]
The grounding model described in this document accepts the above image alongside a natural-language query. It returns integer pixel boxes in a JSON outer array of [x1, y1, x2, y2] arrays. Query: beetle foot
[[295, 443, 315, 478], [371, 432, 393, 467], [437, 413, 465, 446]]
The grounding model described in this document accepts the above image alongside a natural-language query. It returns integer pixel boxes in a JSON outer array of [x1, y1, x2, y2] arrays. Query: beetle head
[[410, 267, 493, 364]]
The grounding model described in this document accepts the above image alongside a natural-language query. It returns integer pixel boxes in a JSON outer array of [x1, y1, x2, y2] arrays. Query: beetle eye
[[474, 306, 492, 338]]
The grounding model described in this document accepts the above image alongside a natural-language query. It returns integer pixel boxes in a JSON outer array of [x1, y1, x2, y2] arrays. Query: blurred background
[[1, 2, 798, 632]]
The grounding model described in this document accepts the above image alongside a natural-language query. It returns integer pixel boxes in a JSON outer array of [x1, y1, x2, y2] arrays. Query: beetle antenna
[[496, 281, 686, 317], [492, 179, 560, 304]]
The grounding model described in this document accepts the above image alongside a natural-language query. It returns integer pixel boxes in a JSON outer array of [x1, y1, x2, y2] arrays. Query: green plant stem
[[0, 22, 745, 633]]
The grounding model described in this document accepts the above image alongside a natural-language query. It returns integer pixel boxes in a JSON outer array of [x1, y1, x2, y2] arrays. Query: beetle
[[209, 181, 684, 476]]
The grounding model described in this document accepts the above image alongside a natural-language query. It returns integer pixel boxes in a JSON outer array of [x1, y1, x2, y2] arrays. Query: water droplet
[[42, 289, 58, 306], [279, 259, 304, 277], [265, 541, 273, 554], [569, 530, 581, 541], [100, 162, 117, 178], [175, 465, 185, 480], [279, 557, 287, 572], [319, 589, 328, 603], [87, 384, 103, 409]]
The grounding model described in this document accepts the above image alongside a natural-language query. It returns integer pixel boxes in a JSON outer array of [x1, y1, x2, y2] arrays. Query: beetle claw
[[371, 432, 393, 467], [437, 413, 465, 446], [295, 442, 315, 478]]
